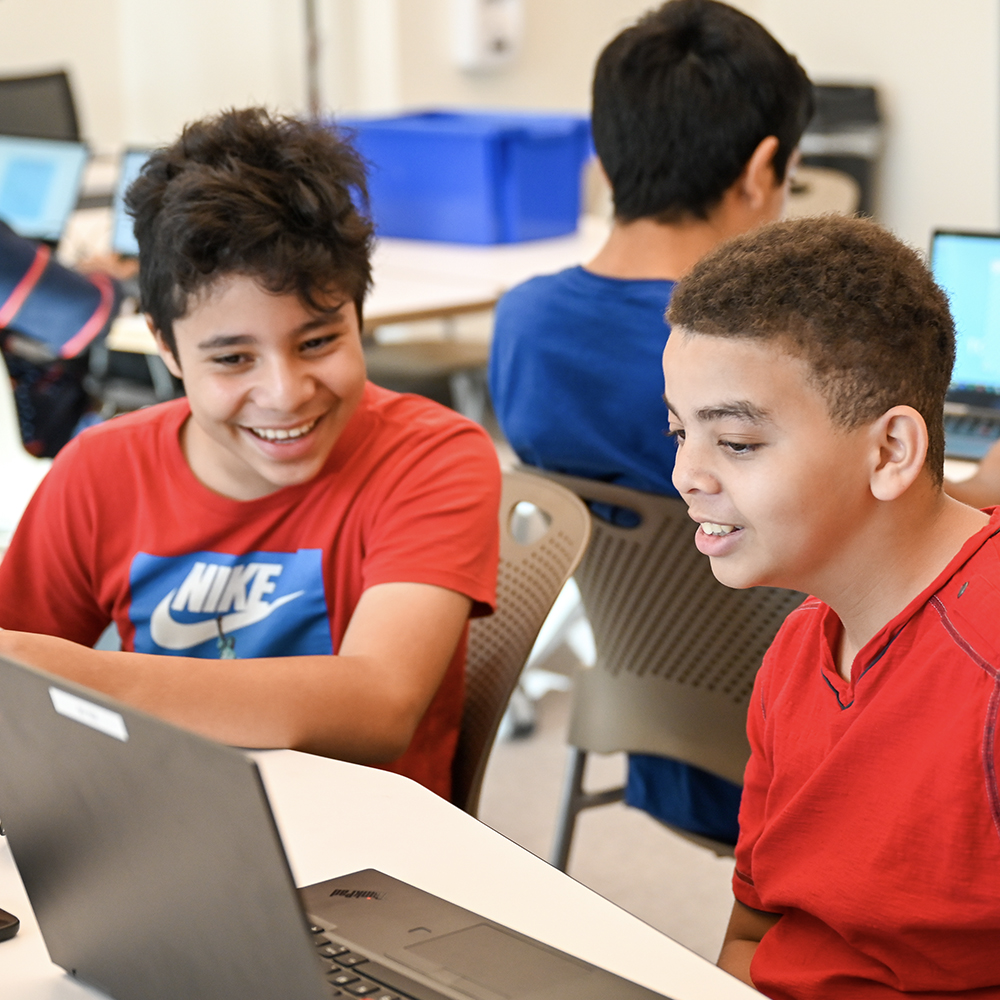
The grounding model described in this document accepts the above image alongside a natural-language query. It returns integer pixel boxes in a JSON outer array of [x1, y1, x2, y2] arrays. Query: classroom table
[[103, 216, 612, 353], [0, 749, 758, 1000]]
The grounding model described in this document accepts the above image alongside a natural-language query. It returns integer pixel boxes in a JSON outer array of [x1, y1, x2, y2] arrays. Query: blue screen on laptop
[[112, 149, 152, 256], [0, 135, 87, 241], [932, 231, 1000, 393]]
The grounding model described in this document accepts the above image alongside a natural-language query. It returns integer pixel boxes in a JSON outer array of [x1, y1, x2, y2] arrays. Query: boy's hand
[[718, 899, 781, 987]]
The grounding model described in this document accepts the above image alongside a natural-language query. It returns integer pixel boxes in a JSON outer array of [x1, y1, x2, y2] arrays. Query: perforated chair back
[[0, 71, 80, 142], [546, 473, 804, 783], [453, 469, 591, 816]]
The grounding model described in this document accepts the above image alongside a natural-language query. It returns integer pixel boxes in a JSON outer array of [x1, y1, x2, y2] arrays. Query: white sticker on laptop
[[49, 687, 129, 742]]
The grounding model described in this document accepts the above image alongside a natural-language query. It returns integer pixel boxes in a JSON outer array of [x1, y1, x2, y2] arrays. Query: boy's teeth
[[250, 420, 316, 441], [701, 522, 738, 536]]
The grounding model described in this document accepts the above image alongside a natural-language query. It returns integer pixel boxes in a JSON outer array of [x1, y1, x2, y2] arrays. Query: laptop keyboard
[[309, 923, 451, 1000], [944, 410, 1000, 460]]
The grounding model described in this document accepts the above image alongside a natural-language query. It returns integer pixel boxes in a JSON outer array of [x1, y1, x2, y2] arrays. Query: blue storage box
[[339, 111, 592, 244]]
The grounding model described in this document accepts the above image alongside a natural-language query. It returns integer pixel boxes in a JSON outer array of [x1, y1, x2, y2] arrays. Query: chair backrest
[[453, 469, 591, 816], [0, 71, 80, 142], [542, 472, 804, 785]]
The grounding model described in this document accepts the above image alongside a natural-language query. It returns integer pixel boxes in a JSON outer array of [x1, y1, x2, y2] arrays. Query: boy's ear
[[739, 135, 781, 210], [148, 315, 183, 379], [869, 405, 929, 501]]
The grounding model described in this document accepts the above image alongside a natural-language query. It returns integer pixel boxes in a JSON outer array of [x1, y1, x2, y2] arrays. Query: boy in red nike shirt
[[0, 109, 501, 799], [663, 215, 1000, 999]]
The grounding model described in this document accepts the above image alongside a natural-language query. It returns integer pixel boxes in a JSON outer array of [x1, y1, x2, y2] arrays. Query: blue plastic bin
[[338, 111, 592, 244]]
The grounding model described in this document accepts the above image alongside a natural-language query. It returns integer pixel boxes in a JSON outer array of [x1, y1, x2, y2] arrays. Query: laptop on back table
[[0, 655, 671, 1000], [931, 229, 1000, 460]]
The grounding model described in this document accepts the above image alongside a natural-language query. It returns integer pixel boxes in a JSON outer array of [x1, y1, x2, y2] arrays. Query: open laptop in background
[[931, 229, 1000, 459], [111, 147, 152, 258], [0, 654, 671, 1000], [0, 134, 87, 244]]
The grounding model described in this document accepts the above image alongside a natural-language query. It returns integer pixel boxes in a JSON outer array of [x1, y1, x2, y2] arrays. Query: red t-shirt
[[0, 383, 501, 799], [734, 509, 1000, 1000]]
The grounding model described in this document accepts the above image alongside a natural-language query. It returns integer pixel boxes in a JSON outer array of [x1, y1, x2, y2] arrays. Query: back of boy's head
[[126, 107, 373, 359], [592, 0, 813, 224], [667, 214, 955, 483]]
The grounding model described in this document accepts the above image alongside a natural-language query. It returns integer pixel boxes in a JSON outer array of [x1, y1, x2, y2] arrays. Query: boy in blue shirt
[[489, 0, 813, 842]]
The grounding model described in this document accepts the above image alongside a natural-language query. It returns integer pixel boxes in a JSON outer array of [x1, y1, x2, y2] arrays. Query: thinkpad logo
[[330, 888, 385, 900]]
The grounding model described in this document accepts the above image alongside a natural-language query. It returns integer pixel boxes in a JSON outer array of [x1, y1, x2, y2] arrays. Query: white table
[[0, 749, 756, 1000], [104, 217, 611, 352]]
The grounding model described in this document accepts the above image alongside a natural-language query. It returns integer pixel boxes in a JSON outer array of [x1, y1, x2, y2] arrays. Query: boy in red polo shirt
[[0, 109, 501, 800], [663, 215, 1000, 999]]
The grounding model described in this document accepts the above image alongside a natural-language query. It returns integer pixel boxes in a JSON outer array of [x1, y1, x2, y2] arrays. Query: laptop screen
[[112, 148, 152, 256], [931, 230, 1000, 398], [0, 134, 87, 241]]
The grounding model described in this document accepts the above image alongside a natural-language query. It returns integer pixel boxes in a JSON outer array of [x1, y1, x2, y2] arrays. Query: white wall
[[117, 0, 306, 145], [740, 0, 1000, 250], [0, 0, 996, 248], [0, 0, 124, 149]]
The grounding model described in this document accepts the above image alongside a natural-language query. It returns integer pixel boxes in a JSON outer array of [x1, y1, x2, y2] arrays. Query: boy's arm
[[944, 438, 1000, 509], [0, 580, 471, 763], [717, 899, 782, 986]]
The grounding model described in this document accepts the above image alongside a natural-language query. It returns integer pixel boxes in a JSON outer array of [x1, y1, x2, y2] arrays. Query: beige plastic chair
[[452, 468, 591, 817], [540, 473, 804, 869], [0, 352, 52, 546]]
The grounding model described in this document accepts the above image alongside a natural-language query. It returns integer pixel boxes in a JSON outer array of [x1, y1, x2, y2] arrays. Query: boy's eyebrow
[[195, 302, 351, 350], [661, 395, 771, 423]]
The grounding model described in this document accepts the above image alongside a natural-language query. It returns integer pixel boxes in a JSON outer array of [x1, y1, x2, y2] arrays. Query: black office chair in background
[[0, 70, 80, 142]]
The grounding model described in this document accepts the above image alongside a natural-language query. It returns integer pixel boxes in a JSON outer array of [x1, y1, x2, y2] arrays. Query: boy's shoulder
[[931, 509, 1000, 663], [313, 381, 499, 495], [60, 398, 188, 468], [498, 265, 674, 316]]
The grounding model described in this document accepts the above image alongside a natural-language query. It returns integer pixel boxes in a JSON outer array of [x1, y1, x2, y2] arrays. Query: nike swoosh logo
[[149, 589, 306, 651]]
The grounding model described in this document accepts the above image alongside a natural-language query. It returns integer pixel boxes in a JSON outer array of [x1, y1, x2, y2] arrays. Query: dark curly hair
[[667, 215, 955, 482], [592, 0, 813, 223], [125, 107, 373, 358]]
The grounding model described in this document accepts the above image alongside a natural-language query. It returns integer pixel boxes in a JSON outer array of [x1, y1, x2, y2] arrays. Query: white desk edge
[[0, 749, 757, 1000]]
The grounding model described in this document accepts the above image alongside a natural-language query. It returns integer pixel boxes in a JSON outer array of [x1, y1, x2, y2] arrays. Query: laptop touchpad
[[405, 923, 591, 998]]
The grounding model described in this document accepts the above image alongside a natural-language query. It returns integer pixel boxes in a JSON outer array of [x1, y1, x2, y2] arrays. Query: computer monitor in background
[[112, 149, 152, 257], [931, 230, 1000, 404], [0, 135, 88, 242]]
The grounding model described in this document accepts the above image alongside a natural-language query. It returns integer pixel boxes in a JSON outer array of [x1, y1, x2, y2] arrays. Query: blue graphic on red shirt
[[129, 549, 333, 658]]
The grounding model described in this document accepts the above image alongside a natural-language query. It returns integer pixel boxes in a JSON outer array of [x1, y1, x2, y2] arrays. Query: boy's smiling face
[[157, 273, 367, 501], [662, 329, 876, 594]]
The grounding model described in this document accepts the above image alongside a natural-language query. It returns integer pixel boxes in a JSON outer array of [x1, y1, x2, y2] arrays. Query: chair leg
[[550, 747, 587, 872], [549, 748, 626, 872]]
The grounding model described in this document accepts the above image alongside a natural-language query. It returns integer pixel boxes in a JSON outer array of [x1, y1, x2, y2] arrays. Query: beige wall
[[0, 0, 996, 248], [0, 0, 124, 149], [394, 0, 651, 112], [745, 0, 1000, 250]]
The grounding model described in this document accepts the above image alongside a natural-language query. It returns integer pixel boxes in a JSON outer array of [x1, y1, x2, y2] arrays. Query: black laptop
[[0, 655, 671, 1000], [931, 230, 1000, 459]]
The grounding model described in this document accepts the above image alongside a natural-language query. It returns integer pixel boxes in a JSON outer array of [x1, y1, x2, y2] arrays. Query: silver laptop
[[0, 134, 87, 242], [0, 655, 671, 1000], [931, 229, 1000, 459]]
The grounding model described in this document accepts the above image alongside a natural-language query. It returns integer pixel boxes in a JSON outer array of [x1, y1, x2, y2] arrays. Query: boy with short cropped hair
[[663, 214, 1000, 998], [0, 108, 501, 800], [489, 0, 813, 843]]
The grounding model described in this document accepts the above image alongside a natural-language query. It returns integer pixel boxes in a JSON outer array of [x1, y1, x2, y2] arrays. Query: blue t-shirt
[[489, 266, 678, 495], [489, 265, 741, 844]]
